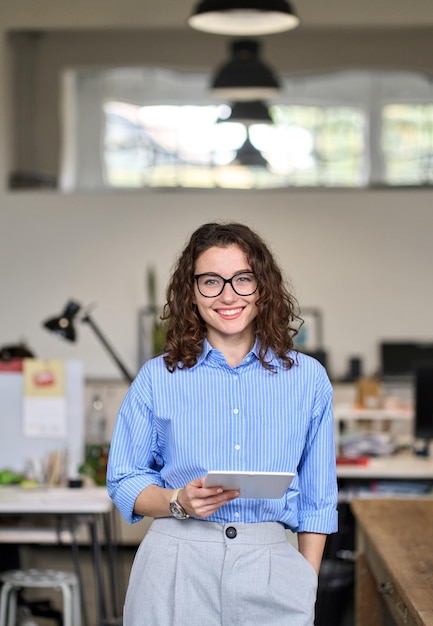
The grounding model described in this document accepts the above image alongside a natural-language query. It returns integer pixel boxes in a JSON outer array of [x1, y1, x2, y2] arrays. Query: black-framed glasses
[[194, 272, 258, 298]]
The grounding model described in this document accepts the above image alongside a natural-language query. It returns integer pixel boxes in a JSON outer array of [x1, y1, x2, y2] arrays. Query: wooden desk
[[351, 499, 433, 626]]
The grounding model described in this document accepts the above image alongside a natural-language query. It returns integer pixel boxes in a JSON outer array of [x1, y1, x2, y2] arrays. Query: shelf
[[336, 454, 433, 479], [334, 405, 413, 421]]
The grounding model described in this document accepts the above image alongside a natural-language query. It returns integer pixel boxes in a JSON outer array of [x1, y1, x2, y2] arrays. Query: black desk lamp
[[43, 299, 134, 383]]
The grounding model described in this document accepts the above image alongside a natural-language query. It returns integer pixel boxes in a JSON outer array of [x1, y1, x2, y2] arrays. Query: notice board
[[0, 360, 84, 479]]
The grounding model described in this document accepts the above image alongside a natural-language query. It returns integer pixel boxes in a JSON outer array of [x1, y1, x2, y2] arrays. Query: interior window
[[382, 104, 433, 185], [59, 68, 433, 191]]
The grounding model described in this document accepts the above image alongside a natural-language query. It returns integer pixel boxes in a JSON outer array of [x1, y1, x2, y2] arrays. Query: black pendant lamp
[[188, 0, 299, 36], [211, 40, 280, 101], [234, 135, 268, 168], [222, 100, 273, 125]]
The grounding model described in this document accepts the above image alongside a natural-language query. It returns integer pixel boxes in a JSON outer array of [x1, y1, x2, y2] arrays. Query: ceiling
[[139, 0, 433, 30], [3, 0, 433, 33]]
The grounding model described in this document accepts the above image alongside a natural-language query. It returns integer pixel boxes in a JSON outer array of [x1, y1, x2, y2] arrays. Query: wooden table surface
[[351, 498, 433, 626]]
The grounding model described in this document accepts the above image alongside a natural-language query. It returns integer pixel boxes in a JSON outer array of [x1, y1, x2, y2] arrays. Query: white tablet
[[204, 471, 295, 499]]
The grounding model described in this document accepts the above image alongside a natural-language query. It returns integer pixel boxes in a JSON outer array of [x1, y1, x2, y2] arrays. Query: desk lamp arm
[[82, 313, 134, 384]]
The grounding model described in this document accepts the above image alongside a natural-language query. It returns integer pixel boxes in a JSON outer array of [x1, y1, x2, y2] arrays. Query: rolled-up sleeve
[[107, 369, 164, 524], [295, 377, 338, 534]]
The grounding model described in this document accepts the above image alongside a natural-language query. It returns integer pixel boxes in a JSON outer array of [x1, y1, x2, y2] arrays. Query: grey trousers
[[123, 518, 318, 626]]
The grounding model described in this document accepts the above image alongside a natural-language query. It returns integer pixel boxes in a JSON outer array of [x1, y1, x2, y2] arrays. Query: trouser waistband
[[149, 517, 288, 545]]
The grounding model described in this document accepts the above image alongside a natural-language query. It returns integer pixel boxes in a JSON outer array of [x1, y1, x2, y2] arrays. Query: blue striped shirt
[[107, 339, 338, 534]]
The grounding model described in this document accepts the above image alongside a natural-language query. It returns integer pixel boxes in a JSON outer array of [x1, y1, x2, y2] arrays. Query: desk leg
[[102, 510, 120, 619], [355, 553, 383, 626], [67, 518, 89, 626], [88, 516, 107, 626]]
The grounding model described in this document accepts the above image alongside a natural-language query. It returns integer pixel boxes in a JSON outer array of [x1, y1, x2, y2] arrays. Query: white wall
[[2, 189, 432, 381], [1, 1, 433, 382]]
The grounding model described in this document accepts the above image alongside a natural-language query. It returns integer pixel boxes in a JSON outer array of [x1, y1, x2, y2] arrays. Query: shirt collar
[[252, 338, 286, 370], [194, 337, 284, 369]]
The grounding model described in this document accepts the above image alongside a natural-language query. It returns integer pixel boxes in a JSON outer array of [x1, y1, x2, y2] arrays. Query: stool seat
[[0, 569, 80, 626], [1, 569, 77, 588]]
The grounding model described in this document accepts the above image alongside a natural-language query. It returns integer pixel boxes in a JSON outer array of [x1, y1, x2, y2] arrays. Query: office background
[[1, 0, 433, 382]]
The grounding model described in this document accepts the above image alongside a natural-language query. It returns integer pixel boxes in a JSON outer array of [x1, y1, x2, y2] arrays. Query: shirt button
[[225, 526, 237, 539], [234, 444, 240, 450], [233, 408, 239, 414], [234, 511, 240, 518]]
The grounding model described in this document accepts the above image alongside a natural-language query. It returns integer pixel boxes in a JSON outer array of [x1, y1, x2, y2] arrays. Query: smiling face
[[193, 244, 259, 353]]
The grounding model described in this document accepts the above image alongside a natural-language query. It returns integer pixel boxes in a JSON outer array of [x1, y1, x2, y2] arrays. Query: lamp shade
[[211, 40, 280, 101], [234, 136, 268, 168], [43, 300, 81, 342], [188, 0, 300, 36], [222, 100, 273, 124]]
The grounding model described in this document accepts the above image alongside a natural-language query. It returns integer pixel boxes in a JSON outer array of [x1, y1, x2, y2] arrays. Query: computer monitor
[[381, 342, 433, 379], [414, 364, 433, 441]]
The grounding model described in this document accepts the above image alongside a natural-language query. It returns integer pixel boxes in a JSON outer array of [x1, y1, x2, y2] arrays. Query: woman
[[107, 222, 338, 626]]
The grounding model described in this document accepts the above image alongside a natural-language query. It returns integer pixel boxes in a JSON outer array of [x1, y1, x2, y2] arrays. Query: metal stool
[[0, 569, 80, 626]]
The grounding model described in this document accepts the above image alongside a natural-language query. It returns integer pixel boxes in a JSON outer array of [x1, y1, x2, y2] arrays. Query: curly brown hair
[[161, 222, 301, 372]]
